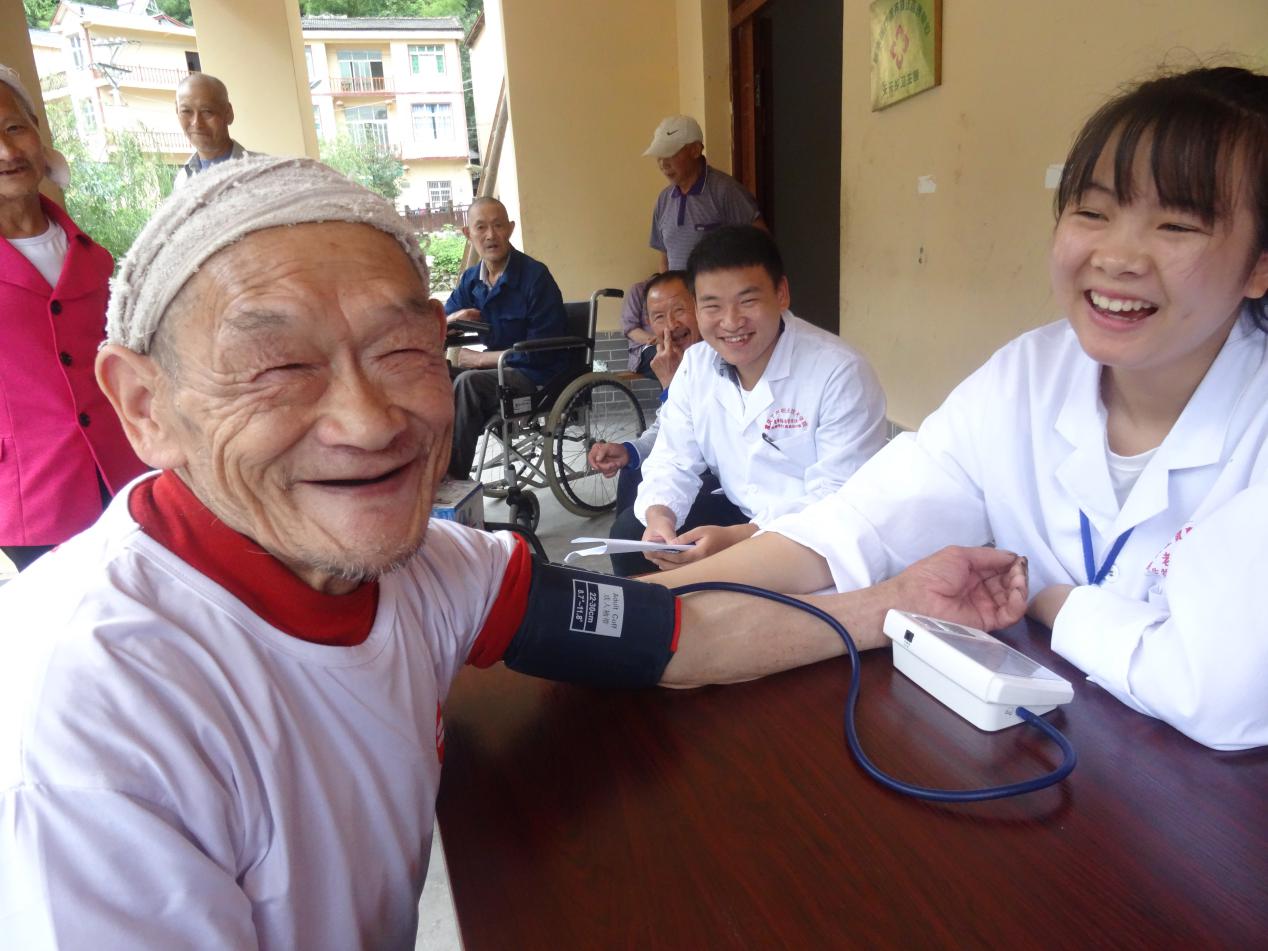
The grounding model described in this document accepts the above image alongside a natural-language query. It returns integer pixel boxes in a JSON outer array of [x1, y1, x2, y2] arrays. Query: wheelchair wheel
[[508, 488, 540, 533], [544, 374, 647, 517]]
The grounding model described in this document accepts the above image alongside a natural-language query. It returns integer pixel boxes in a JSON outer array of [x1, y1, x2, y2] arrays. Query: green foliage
[[23, 0, 61, 29], [319, 134, 408, 202], [155, 0, 194, 26], [25, 0, 191, 30], [47, 102, 175, 264], [423, 228, 465, 290], [299, 0, 468, 17]]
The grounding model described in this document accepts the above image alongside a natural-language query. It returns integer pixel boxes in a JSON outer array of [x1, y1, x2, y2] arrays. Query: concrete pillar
[[187, 0, 317, 158], [676, 0, 731, 172], [0, 0, 64, 203]]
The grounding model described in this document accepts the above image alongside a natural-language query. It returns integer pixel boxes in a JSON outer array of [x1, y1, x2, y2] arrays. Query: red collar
[[129, 472, 379, 646]]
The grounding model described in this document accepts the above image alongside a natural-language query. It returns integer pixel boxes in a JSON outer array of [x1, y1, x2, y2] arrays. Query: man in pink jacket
[[0, 66, 146, 571]]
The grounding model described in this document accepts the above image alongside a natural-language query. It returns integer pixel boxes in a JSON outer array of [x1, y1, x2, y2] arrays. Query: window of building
[[304, 45, 316, 81], [409, 44, 445, 75], [312, 104, 323, 141], [427, 180, 452, 210], [69, 34, 85, 70], [344, 105, 389, 150], [77, 98, 97, 133], [336, 49, 385, 92], [185, 51, 201, 73], [412, 102, 453, 142]]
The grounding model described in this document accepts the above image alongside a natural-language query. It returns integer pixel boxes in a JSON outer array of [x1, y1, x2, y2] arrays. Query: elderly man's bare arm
[[659, 545, 1028, 688], [650, 531, 836, 593]]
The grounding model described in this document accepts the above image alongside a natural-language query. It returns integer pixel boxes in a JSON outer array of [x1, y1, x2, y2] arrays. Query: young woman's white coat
[[768, 313, 1268, 750]]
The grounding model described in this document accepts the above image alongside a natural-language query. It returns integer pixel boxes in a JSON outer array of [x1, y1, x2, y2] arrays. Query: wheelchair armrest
[[510, 335, 592, 353]]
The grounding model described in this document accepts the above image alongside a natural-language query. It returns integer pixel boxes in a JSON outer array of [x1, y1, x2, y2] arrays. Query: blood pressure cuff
[[469, 540, 681, 688]]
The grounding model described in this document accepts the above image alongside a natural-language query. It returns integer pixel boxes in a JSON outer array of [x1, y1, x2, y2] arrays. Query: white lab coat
[[634, 312, 887, 529], [768, 314, 1268, 750]]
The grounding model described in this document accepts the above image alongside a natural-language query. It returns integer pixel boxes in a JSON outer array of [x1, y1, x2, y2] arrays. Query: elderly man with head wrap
[[0, 156, 1028, 948], [0, 65, 147, 571]]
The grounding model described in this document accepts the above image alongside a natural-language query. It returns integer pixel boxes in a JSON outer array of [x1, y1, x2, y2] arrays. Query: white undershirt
[[8, 219, 68, 289], [1106, 443, 1159, 507]]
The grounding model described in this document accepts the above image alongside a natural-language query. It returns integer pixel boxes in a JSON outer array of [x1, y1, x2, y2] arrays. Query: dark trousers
[[635, 345, 659, 381], [608, 469, 747, 576], [449, 366, 536, 480], [2, 545, 54, 572]]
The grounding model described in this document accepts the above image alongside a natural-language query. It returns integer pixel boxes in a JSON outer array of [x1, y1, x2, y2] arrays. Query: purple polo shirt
[[648, 161, 761, 270]]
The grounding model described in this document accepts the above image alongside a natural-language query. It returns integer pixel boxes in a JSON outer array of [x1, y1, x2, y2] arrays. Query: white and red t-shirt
[[0, 471, 531, 949]]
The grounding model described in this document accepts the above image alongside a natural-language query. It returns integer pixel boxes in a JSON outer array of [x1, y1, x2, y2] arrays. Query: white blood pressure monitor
[[883, 610, 1074, 732]]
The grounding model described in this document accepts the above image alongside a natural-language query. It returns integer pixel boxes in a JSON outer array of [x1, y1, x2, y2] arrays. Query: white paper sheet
[[564, 537, 694, 564]]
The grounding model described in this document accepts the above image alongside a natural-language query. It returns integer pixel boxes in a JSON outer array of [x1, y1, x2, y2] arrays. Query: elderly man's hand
[[881, 546, 1029, 633], [649, 324, 684, 389], [588, 441, 629, 478], [447, 308, 483, 324]]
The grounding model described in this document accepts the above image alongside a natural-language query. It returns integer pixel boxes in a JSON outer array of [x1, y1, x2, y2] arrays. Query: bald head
[[462, 197, 515, 270], [176, 72, 234, 161]]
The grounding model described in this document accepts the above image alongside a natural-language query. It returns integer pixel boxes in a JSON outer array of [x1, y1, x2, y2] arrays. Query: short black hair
[[685, 226, 784, 293], [644, 270, 688, 298], [1056, 65, 1268, 329]]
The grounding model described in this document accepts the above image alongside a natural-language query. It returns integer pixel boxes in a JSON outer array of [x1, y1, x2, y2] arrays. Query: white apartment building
[[303, 16, 474, 213], [29, 3, 474, 212], [39, 0, 199, 161]]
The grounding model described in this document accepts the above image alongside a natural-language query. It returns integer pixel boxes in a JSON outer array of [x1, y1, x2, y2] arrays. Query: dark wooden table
[[436, 619, 1268, 949]]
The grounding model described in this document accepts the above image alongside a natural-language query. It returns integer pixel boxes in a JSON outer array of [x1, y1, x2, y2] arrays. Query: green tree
[[46, 101, 176, 263], [319, 134, 408, 202], [25, 0, 191, 30], [23, 0, 60, 29], [300, 0, 467, 16], [422, 227, 465, 292]]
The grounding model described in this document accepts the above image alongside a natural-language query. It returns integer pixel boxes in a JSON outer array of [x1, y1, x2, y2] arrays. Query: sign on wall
[[869, 0, 942, 111]]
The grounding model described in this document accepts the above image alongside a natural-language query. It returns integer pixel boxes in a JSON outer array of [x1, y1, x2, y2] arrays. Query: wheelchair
[[456, 288, 649, 532]]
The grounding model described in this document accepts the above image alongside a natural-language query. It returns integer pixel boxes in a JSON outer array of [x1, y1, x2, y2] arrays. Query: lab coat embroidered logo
[[764, 407, 808, 433], [1146, 522, 1194, 577]]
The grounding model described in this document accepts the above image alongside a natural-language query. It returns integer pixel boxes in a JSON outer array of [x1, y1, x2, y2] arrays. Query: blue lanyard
[[1079, 510, 1133, 585]]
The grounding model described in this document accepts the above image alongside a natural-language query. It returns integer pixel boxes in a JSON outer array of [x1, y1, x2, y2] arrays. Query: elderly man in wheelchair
[[448, 282, 650, 534], [445, 198, 573, 483]]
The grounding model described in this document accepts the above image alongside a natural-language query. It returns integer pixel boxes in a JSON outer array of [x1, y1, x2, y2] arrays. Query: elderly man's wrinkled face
[[657, 141, 704, 190], [462, 200, 515, 271], [152, 222, 451, 593], [646, 278, 700, 348], [0, 84, 45, 203], [176, 79, 234, 160]]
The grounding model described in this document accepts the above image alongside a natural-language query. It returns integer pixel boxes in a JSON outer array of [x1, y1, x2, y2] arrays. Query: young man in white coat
[[611, 226, 888, 576]]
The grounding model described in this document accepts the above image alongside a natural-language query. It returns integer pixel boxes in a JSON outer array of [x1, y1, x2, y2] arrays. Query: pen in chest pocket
[[761, 432, 784, 453]]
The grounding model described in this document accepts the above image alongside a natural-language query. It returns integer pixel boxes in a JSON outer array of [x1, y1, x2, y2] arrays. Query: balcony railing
[[90, 64, 190, 89], [136, 129, 192, 154], [336, 75, 391, 94], [404, 204, 469, 233], [40, 71, 69, 93]]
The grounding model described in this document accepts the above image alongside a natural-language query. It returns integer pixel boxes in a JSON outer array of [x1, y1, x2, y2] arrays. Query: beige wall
[[188, 0, 316, 159], [499, 0, 680, 311], [675, 0, 731, 172], [467, 0, 523, 234], [840, 1, 1268, 428]]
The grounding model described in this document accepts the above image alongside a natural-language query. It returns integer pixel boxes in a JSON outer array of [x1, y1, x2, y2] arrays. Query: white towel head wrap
[[0, 63, 71, 189], [106, 155, 429, 353]]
